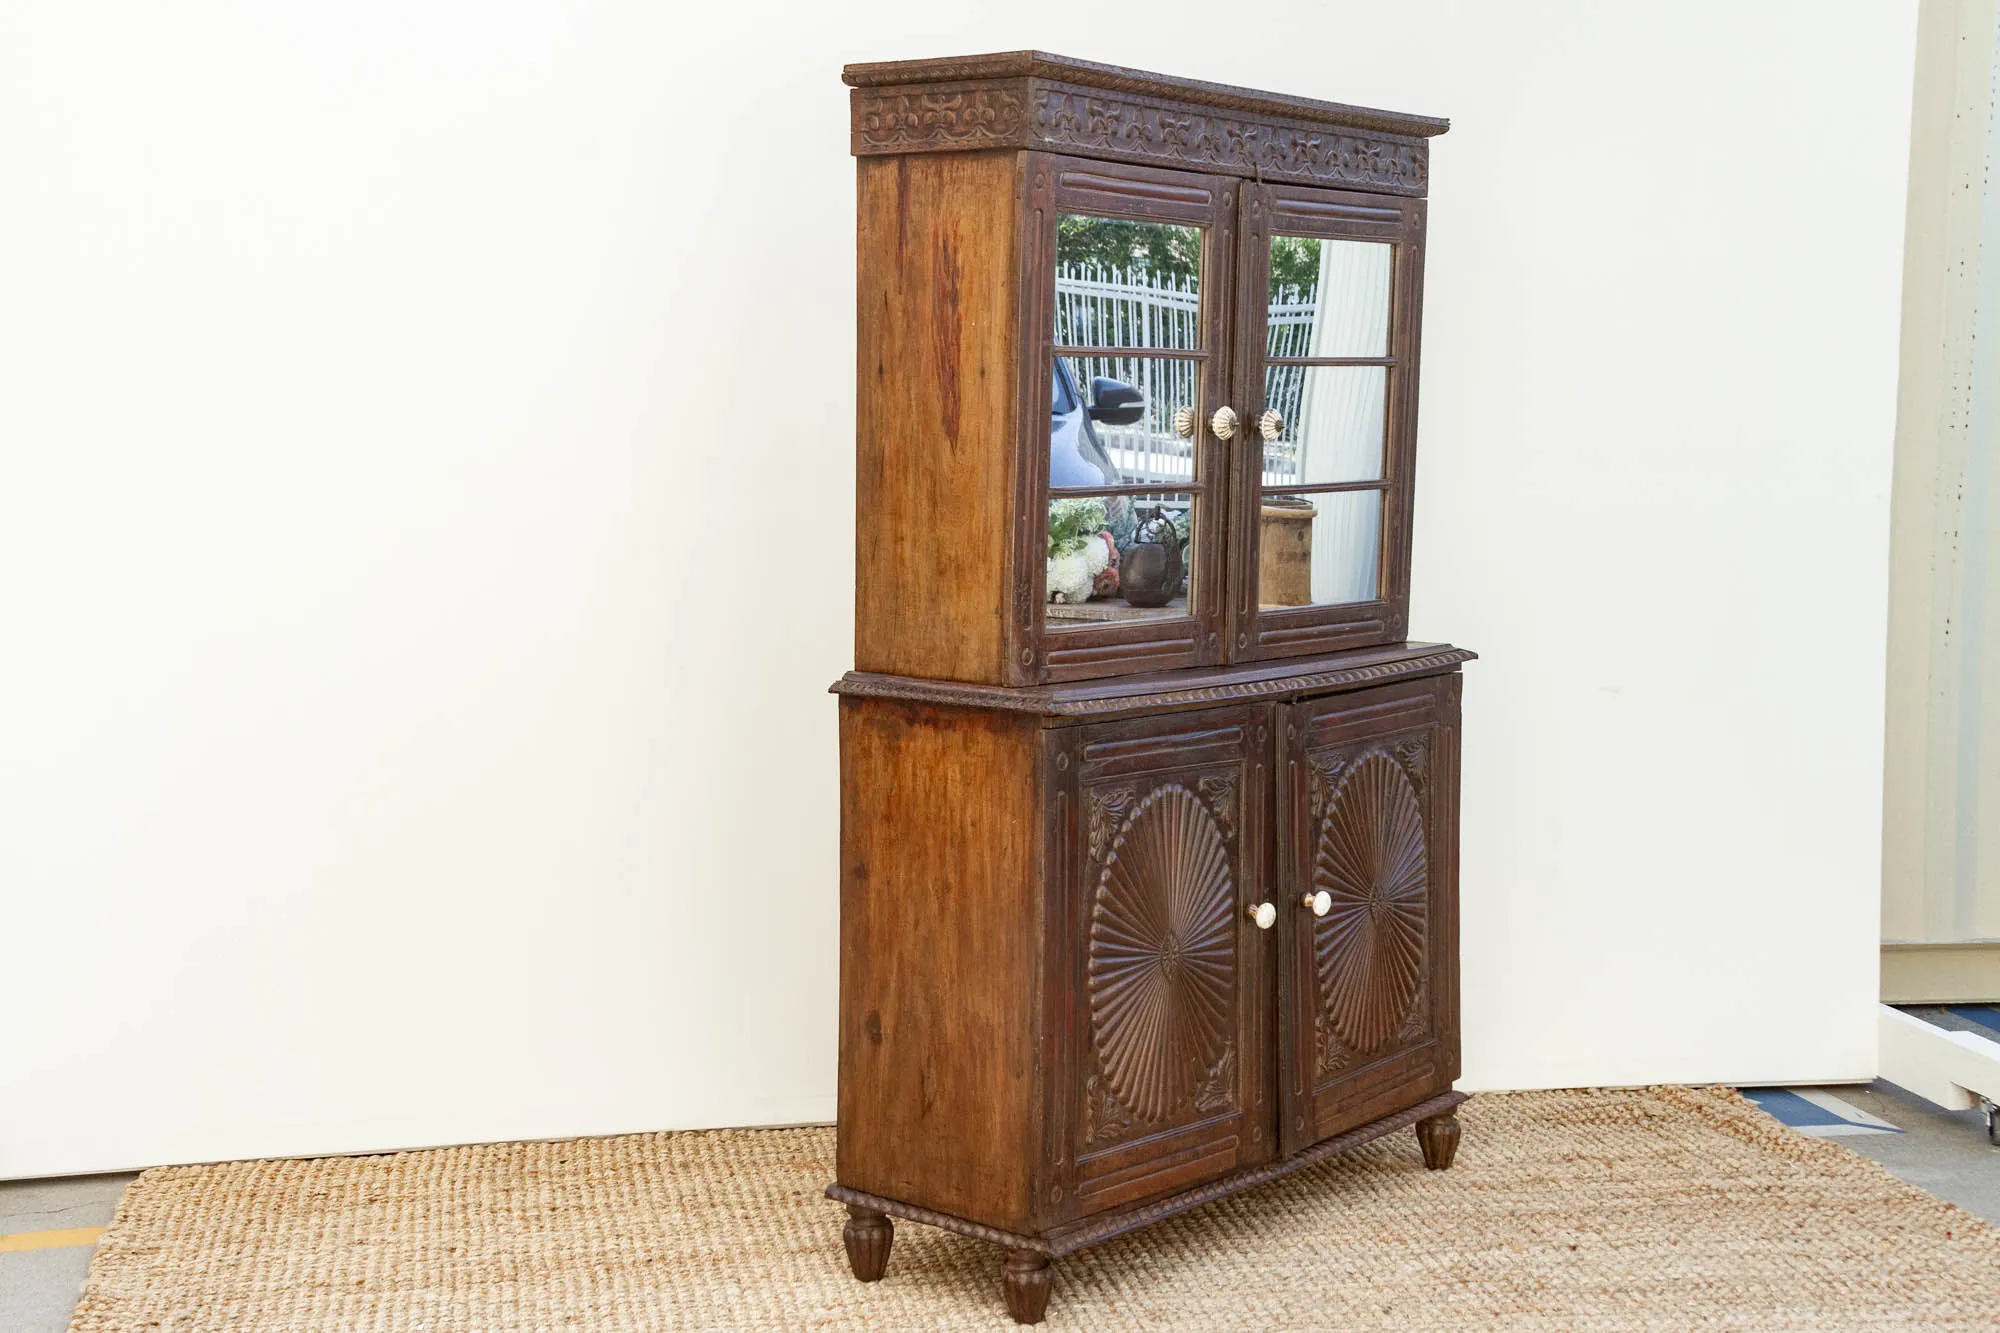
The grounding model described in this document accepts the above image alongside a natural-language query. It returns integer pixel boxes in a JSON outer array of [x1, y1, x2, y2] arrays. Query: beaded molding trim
[[827, 1090, 1467, 1259]]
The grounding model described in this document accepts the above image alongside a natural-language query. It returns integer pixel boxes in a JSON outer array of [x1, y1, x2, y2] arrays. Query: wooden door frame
[[1016, 153, 1240, 683], [1226, 184, 1427, 664]]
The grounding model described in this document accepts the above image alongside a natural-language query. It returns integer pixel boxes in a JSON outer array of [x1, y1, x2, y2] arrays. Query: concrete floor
[[0, 1172, 136, 1333], [1793, 1078, 2000, 1224], [3, 1081, 1997, 1331]]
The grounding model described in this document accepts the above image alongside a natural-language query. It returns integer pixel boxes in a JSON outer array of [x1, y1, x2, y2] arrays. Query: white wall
[[1881, 0, 2000, 1003], [0, 1, 1912, 1177]]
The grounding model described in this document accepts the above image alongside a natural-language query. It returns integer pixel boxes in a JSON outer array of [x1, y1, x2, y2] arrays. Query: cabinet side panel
[[836, 697, 1042, 1230], [854, 152, 1020, 684]]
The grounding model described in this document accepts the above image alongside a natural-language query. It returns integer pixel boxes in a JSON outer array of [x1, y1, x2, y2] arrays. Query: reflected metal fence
[[1054, 264, 1316, 486]]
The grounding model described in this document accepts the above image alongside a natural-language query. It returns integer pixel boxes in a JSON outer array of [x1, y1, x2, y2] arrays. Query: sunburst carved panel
[[1086, 783, 1236, 1135], [1312, 749, 1429, 1074]]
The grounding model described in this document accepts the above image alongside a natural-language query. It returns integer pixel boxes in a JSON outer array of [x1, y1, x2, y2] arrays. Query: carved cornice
[[849, 68, 1437, 195], [1029, 82, 1428, 194], [843, 51, 1450, 141]]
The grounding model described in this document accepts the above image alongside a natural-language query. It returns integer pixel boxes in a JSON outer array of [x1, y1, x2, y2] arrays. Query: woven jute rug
[[68, 1086, 2000, 1330]]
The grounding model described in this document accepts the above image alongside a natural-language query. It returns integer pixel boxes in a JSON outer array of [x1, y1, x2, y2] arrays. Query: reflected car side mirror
[[1087, 377, 1146, 427]]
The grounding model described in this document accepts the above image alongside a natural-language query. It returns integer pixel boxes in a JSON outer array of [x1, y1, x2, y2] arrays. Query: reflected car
[[1050, 359, 1144, 489]]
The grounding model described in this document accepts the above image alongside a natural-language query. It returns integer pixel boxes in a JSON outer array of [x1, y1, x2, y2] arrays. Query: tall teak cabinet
[[829, 52, 1472, 1324]]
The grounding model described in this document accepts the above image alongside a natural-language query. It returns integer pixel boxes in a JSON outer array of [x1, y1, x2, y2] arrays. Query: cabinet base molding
[[830, 1091, 1464, 1321]]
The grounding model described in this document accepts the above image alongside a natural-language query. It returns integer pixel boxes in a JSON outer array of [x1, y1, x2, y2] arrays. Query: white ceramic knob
[[1247, 901, 1277, 930], [1172, 405, 1197, 438], [1303, 889, 1332, 917], [1211, 406, 1239, 441], [1258, 409, 1284, 441]]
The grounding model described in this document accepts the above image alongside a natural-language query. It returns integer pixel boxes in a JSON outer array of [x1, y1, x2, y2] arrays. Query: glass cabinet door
[[1029, 159, 1237, 681], [1227, 185, 1426, 661]]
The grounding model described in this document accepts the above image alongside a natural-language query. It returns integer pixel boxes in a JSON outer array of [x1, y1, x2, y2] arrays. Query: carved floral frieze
[[850, 80, 1428, 194], [852, 87, 1029, 151]]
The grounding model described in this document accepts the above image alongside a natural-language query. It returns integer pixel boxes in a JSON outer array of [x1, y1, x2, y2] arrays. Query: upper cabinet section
[[846, 54, 1445, 687], [843, 51, 1447, 196]]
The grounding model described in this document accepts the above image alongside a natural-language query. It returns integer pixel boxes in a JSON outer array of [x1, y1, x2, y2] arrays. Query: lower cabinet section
[[833, 659, 1466, 1323], [1043, 676, 1460, 1209]]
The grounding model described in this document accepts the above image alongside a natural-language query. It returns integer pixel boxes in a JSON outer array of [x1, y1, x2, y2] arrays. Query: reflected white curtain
[[1295, 241, 1391, 603]]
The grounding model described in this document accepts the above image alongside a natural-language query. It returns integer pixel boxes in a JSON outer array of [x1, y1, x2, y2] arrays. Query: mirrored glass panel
[[1054, 214, 1203, 349], [1267, 237, 1392, 359], [1052, 355, 1198, 488], [1045, 491, 1197, 624], [1259, 366, 1386, 487], [1258, 490, 1381, 608]]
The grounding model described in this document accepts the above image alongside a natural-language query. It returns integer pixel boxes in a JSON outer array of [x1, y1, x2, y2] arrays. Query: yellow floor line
[[0, 1225, 106, 1254]]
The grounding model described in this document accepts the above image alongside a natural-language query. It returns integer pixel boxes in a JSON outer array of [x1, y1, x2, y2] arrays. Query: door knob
[[1172, 405, 1197, 438], [1302, 889, 1332, 916], [1246, 901, 1276, 930], [1211, 406, 1239, 441], [1258, 409, 1284, 441]]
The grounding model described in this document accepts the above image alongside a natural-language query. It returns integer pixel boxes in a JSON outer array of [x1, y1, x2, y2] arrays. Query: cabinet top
[[843, 51, 1449, 140], [843, 51, 1447, 195]]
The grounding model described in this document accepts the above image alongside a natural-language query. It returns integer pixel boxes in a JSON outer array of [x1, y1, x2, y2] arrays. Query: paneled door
[[1046, 705, 1274, 1218], [1226, 182, 1427, 662], [1275, 677, 1460, 1155], [1024, 155, 1238, 682]]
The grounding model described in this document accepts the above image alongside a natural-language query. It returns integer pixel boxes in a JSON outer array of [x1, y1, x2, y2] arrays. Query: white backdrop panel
[[0, 0, 1910, 1175]]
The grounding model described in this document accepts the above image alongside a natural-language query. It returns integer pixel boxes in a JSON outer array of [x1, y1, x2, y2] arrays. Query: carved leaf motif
[[1088, 784, 1236, 1128], [1313, 750, 1428, 1061], [1392, 736, 1431, 798], [1196, 774, 1238, 844], [1086, 787, 1136, 866], [1318, 1020, 1352, 1079], [1192, 1042, 1236, 1114], [1083, 1072, 1135, 1147], [1396, 982, 1430, 1047]]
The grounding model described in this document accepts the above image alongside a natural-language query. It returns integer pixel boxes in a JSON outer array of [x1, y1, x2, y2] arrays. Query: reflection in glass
[[1267, 237, 1392, 359], [1051, 356, 1198, 488], [1259, 366, 1386, 487], [1054, 214, 1203, 349], [1046, 491, 1196, 623], [1258, 491, 1380, 608]]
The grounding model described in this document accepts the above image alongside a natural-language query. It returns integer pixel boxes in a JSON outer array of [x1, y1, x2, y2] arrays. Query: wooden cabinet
[[831, 51, 1472, 1324]]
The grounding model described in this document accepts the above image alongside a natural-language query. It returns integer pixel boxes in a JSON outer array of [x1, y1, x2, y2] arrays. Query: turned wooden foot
[[1415, 1111, 1461, 1170], [1002, 1249, 1052, 1324], [842, 1205, 893, 1282]]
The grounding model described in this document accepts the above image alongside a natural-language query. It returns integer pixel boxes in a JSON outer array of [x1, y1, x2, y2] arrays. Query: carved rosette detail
[[853, 88, 1029, 150], [1086, 783, 1237, 1137], [1312, 750, 1429, 1075]]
